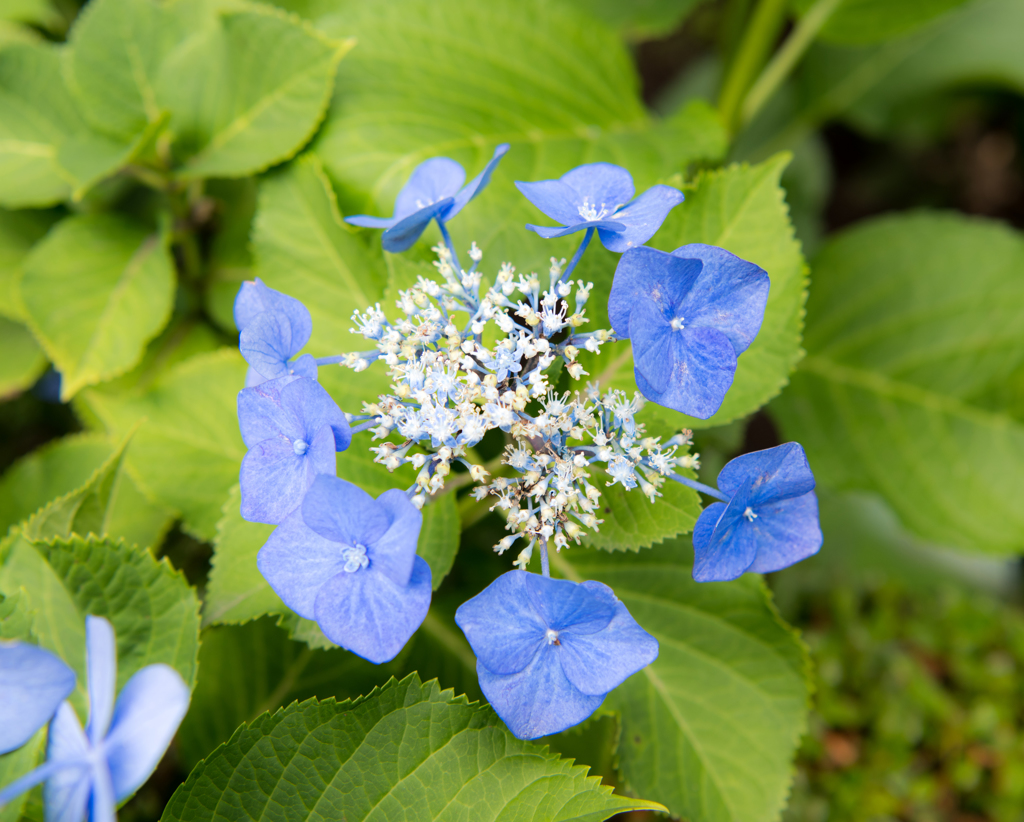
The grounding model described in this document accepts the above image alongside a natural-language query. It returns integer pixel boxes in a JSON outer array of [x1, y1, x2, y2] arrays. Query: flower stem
[[717, 0, 789, 134], [437, 220, 464, 275], [539, 540, 551, 577], [669, 473, 730, 502], [561, 227, 594, 283], [740, 0, 843, 127]]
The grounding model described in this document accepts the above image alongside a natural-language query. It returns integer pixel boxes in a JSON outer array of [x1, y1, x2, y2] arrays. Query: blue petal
[[560, 163, 635, 212], [288, 353, 319, 381], [631, 306, 737, 419], [84, 616, 116, 746], [454, 571, 548, 676], [445, 144, 509, 220], [301, 474, 389, 547], [599, 184, 684, 252], [344, 214, 397, 229], [559, 599, 658, 696], [381, 198, 454, 253], [607, 246, 702, 338], [314, 555, 432, 664], [747, 491, 822, 573], [522, 574, 616, 635], [692, 497, 758, 582], [280, 377, 350, 452], [717, 442, 815, 502], [0, 642, 75, 755], [627, 299, 673, 394], [368, 489, 422, 586], [514, 180, 581, 226], [44, 703, 92, 822], [237, 379, 304, 449], [89, 761, 115, 822], [239, 311, 310, 380], [477, 651, 603, 740], [524, 220, 625, 239], [393, 158, 466, 220], [257, 508, 349, 620], [239, 424, 335, 525], [104, 664, 189, 801], [233, 279, 312, 338], [671, 244, 769, 356]]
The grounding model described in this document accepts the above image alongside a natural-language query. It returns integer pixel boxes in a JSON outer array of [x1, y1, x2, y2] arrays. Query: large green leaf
[[582, 155, 807, 430], [80, 348, 247, 541], [157, 5, 350, 179], [163, 674, 665, 822], [559, 543, 809, 822], [562, 0, 705, 39], [312, 0, 727, 276], [0, 533, 200, 715], [0, 317, 46, 398], [792, 0, 969, 45], [772, 211, 1024, 554], [0, 432, 172, 548], [20, 213, 176, 400], [0, 208, 56, 321]]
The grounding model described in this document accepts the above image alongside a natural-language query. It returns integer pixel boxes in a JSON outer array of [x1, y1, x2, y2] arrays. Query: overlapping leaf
[[792, 0, 969, 45], [772, 211, 1024, 553], [0, 318, 46, 398], [163, 674, 665, 822]]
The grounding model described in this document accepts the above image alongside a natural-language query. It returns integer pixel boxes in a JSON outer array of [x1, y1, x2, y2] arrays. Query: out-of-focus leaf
[[0, 318, 46, 398], [0, 208, 56, 321], [792, 0, 969, 45]]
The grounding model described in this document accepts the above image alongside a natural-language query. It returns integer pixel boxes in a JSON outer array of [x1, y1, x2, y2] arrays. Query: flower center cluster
[[670, 316, 685, 331], [341, 543, 370, 573], [292, 438, 309, 456], [577, 198, 610, 221], [743, 507, 757, 521], [545, 628, 560, 645]]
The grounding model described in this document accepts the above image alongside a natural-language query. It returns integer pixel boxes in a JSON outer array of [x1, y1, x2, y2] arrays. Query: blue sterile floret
[[0, 642, 75, 755], [691, 442, 822, 581], [257, 475, 431, 663], [516, 162, 684, 252], [0, 617, 189, 822], [235, 279, 317, 386], [237, 375, 352, 524], [608, 244, 770, 419], [346, 144, 509, 253], [455, 571, 658, 739]]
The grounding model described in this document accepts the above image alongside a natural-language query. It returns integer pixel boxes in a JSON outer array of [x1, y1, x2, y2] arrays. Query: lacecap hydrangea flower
[[0, 616, 189, 822], [235, 279, 317, 386]]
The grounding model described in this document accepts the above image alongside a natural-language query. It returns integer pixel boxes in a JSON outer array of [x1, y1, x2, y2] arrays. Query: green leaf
[[561, 543, 810, 822], [418, 492, 460, 589], [0, 207, 57, 321], [79, 348, 247, 542], [163, 673, 665, 822], [0, 317, 46, 398], [64, 0, 184, 140], [157, 5, 350, 179], [0, 0, 61, 28], [312, 0, 727, 276], [0, 533, 200, 712], [792, 0, 969, 45], [204, 177, 258, 331], [562, 0, 705, 39], [583, 155, 807, 430], [0, 727, 45, 822], [20, 213, 176, 400], [772, 211, 1024, 554], [0, 588, 33, 640], [0, 432, 173, 548]]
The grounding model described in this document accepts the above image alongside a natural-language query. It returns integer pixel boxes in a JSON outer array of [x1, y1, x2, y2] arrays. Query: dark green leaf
[[0, 208, 56, 321], [0, 317, 46, 398], [792, 0, 969, 45]]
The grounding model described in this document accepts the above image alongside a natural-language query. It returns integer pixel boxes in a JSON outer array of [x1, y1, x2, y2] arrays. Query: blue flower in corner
[[0, 616, 189, 822], [257, 475, 431, 663], [235, 279, 317, 385], [693, 442, 822, 582], [608, 244, 769, 419], [238, 376, 351, 525], [0, 642, 75, 755], [515, 162, 683, 252], [346, 144, 510, 253], [455, 571, 658, 740]]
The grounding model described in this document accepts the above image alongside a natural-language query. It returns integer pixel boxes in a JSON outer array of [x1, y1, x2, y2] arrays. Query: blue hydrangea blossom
[[237, 375, 351, 524], [456, 571, 658, 739], [257, 475, 431, 663], [0, 616, 189, 822], [691, 442, 822, 581], [235, 278, 317, 385], [0, 642, 75, 755], [346, 144, 509, 253], [608, 244, 770, 419]]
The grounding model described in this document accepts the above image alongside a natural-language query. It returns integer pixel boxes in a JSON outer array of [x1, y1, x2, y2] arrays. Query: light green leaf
[[0, 208, 56, 321], [0, 0, 61, 27], [79, 348, 247, 541], [162, 673, 665, 822], [64, 0, 184, 140], [0, 317, 46, 398], [0, 727, 44, 822], [20, 213, 176, 400], [157, 5, 350, 179], [0, 432, 173, 548], [583, 155, 807, 430], [312, 0, 727, 276], [252, 153, 387, 355], [0, 588, 33, 639], [772, 211, 1024, 554], [562, 543, 809, 822], [0, 533, 200, 715], [562, 0, 705, 39], [792, 0, 968, 45]]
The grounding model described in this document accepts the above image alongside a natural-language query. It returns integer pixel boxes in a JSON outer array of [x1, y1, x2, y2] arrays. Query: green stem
[[717, 0, 790, 134], [740, 0, 843, 127]]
